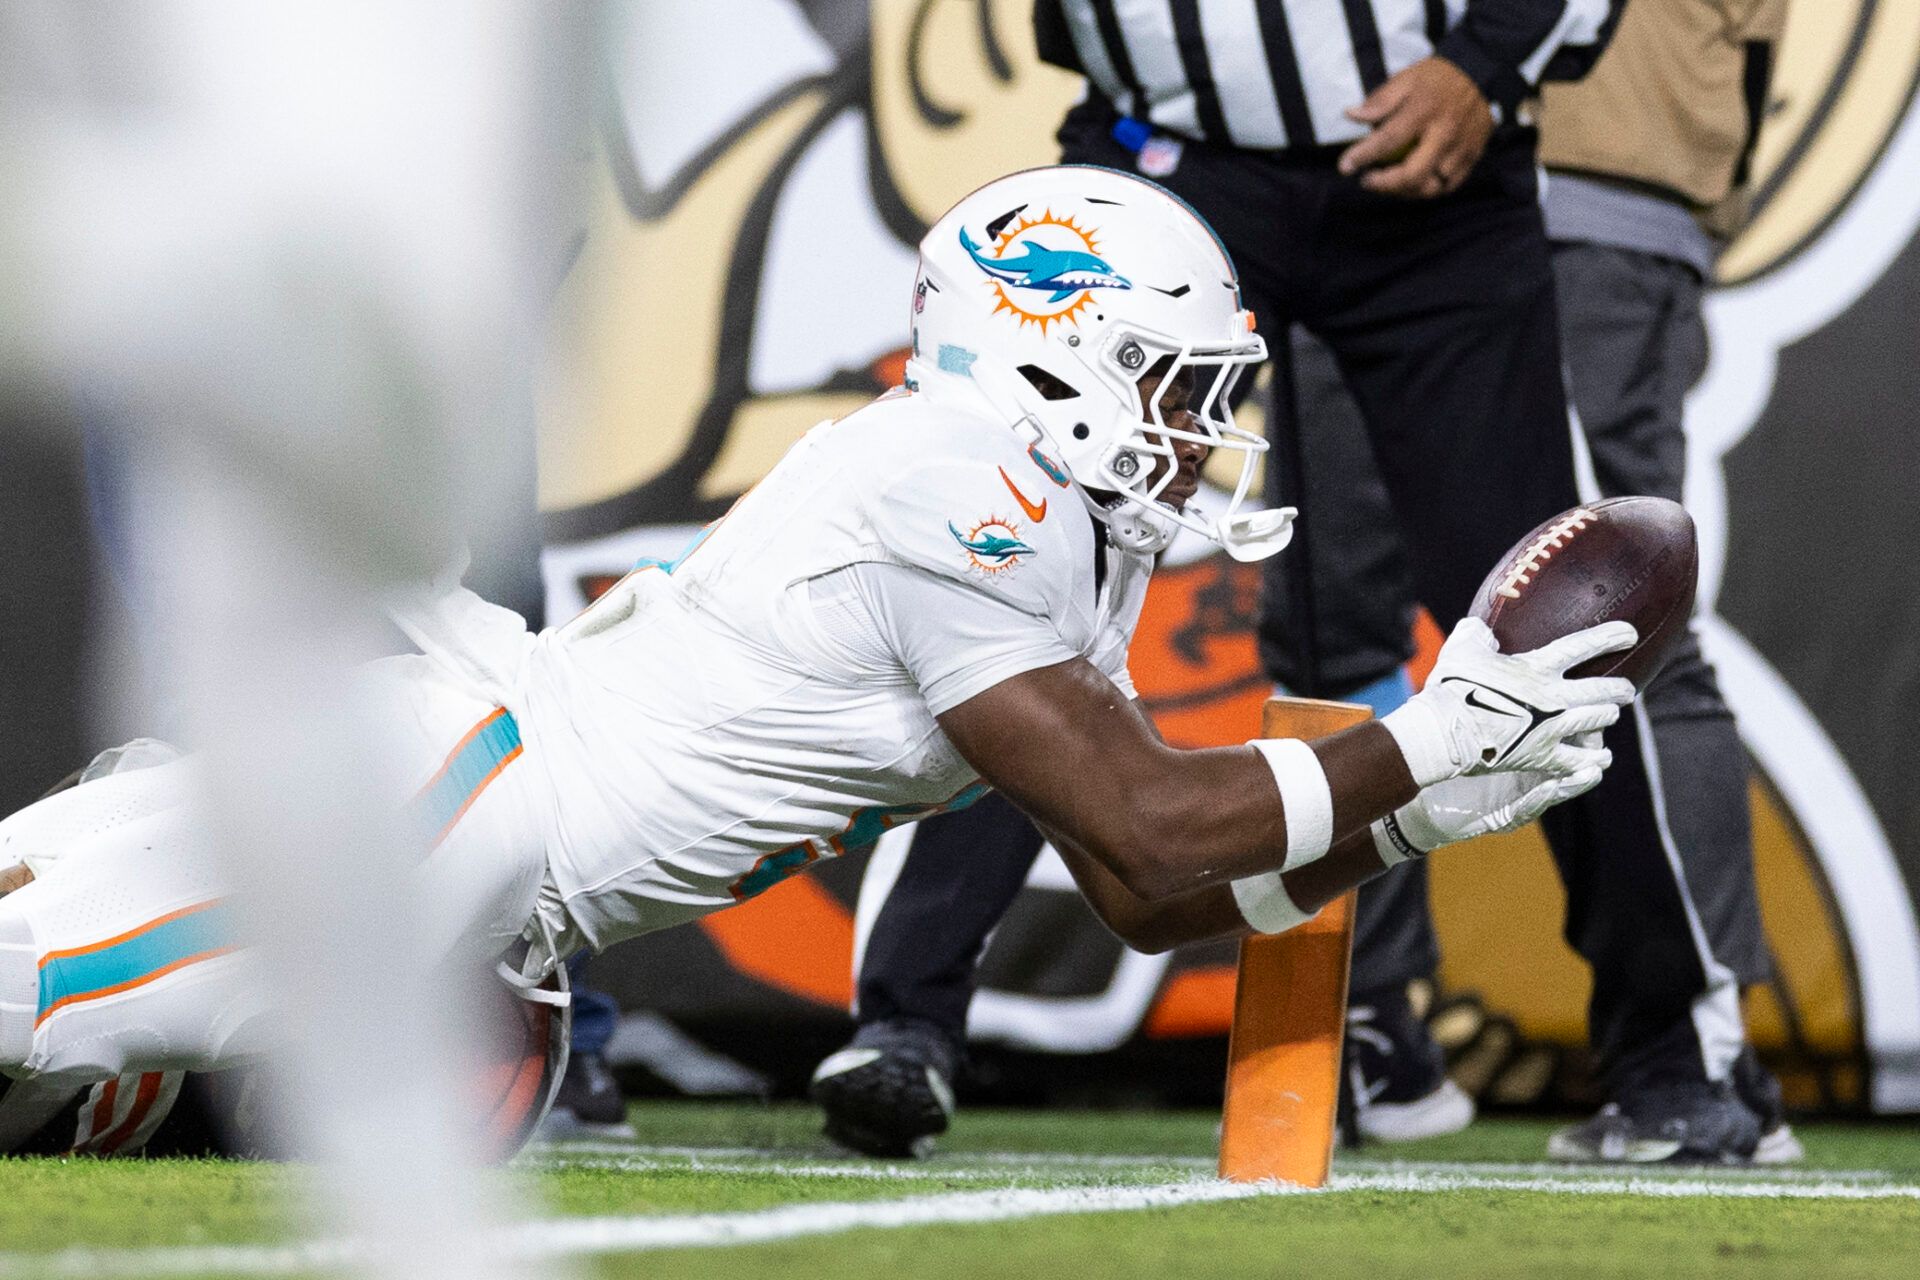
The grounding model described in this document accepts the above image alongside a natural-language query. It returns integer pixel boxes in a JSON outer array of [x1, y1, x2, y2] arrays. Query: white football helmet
[[907, 165, 1293, 560]]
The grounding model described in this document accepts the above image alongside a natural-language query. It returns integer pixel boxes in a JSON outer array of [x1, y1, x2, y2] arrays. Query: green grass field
[[3, 1102, 1917, 1278]]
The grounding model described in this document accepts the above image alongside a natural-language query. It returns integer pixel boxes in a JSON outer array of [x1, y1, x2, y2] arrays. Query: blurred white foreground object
[[1, 3, 586, 1276]]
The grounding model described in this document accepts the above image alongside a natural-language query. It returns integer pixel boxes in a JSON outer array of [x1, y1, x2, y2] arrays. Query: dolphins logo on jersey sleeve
[[949, 516, 1035, 576]]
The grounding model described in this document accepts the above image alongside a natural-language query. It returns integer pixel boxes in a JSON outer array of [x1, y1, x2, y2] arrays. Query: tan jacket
[[1536, 0, 1786, 210]]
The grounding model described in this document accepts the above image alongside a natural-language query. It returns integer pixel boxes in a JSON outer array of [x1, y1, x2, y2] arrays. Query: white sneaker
[[1354, 1076, 1476, 1143], [1752, 1123, 1806, 1165]]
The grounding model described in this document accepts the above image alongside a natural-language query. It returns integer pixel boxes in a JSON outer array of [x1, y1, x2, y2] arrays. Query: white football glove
[[1373, 733, 1610, 863], [1381, 617, 1636, 787]]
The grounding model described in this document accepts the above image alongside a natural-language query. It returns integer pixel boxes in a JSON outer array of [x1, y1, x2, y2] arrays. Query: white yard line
[[522, 1154, 1021, 1182], [535, 1141, 1895, 1184], [1335, 1158, 1897, 1185], [9, 1165, 1920, 1278], [531, 1140, 1214, 1169], [1329, 1170, 1920, 1200], [534, 1150, 1899, 1192], [909, 1149, 1214, 1170]]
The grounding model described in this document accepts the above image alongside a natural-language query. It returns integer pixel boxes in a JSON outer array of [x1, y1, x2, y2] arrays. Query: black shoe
[[1548, 1078, 1762, 1165], [547, 1051, 627, 1130], [1731, 1046, 1805, 1164], [810, 1019, 958, 1159], [1344, 985, 1474, 1142]]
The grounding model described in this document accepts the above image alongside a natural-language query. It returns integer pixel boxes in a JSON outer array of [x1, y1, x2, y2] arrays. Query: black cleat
[[546, 1051, 627, 1132], [810, 1019, 958, 1159], [1344, 985, 1474, 1143], [1548, 1078, 1762, 1165]]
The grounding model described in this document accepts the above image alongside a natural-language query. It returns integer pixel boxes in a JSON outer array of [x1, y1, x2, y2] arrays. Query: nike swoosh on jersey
[[999, 467, 1047, 523]]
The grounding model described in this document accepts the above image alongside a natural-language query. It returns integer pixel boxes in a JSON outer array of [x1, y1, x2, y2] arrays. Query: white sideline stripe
[[1329, 1171, 1920, 1200], [537, 1143, 1894, 1185], [10, 1170, 1920, 1277], [530, 1140, 1215, 1169], [1338, 1158, 1897, 1186], [524, 1155, 1020, 1182], [532, 1145, 1895, 1187]]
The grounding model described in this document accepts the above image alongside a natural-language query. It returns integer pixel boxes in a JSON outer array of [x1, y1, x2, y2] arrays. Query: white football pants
[[0, 655, 550, 1088]]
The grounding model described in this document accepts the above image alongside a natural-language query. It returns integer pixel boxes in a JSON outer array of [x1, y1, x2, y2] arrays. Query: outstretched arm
[[936, 656, 1416, 904], [1037, 814, 1386, 954], [935, 618, 1635, 949]]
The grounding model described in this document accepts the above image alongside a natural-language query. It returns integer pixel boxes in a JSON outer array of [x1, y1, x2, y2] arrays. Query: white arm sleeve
[[1087, 548, 1150, 701], [1087, 620, 1137, 700], [844, 561, 1081, 715]]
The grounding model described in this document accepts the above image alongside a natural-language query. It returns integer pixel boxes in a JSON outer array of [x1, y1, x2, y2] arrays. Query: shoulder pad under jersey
[[830, 396, 1092, 621]]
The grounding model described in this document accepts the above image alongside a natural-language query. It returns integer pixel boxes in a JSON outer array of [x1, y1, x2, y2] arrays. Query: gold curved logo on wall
[[1718, 0, 1920, 284], [538, 88, 834, 525], [870, 0, 1082, 227], [538, 1, 1078, 537]]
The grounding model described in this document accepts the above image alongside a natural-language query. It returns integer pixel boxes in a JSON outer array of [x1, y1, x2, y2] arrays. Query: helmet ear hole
[[1017, 364, 1081, 401], [1072, 423, 1091, 440]]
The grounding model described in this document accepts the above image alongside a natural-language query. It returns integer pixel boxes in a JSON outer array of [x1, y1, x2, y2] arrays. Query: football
[[1469, 496, 1698, 690]]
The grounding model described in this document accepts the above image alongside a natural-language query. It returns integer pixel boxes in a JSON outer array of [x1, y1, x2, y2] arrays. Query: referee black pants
[[852, 106, 1750, 1093]]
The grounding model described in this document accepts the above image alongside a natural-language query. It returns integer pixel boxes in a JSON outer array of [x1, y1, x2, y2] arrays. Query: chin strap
[[1087, 490, 1296, 560], [1217, 505, 1297, 562], [1099, 497, 1177, 554], [497, 910, 572, 1008]]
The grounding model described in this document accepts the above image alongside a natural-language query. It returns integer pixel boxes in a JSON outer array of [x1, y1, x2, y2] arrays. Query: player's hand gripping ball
[[1471, 496, 1699, 691]]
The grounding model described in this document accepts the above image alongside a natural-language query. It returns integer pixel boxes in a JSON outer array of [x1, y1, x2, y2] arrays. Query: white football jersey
[[508, 386, 1153, 949]]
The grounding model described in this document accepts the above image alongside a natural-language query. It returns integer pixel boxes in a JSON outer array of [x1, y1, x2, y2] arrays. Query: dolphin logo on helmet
[[958, 226, 1132, 303], [909, 166, 1295, 562]]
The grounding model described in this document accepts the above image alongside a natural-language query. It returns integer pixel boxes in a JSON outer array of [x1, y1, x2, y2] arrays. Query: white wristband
[[1380, 698, 1458, 788], [1249, 738, 1334, 871], [1230, 871, 1314, 934], [1371, 813, 1428, 868]]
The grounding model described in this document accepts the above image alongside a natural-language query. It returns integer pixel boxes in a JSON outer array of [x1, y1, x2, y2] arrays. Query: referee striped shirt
[[1040, 0, 1618, 151]]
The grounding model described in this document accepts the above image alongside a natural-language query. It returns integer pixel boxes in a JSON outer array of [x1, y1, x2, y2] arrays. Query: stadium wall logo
[[1683, 0, 1920, 1110], [541, 0, 1920, 1112]]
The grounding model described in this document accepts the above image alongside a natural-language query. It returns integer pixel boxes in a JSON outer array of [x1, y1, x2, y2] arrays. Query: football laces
[[1495, 507, 1597, 600]]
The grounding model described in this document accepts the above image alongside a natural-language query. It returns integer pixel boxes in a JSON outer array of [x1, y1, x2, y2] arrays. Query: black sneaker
[[546, 1051, 627, 1131], [1731, 1046, 1805, 1164], [1344, 986, 1474, 1143], [1548, 1078, 1762, 1164], [810, 1019, 958, 1159]]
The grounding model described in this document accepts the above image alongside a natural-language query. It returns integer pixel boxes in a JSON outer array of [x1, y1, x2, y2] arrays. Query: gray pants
[[1261, 241, 1771, 1091]]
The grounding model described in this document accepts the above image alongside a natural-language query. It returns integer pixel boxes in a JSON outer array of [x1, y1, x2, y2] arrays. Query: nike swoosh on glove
[[1381, 617, 1636, 787], [1373, 733, 1610, 864]]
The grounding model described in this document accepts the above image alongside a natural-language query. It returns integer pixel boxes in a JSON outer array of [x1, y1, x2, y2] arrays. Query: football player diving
[[0, 166, 1634, 1156]]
